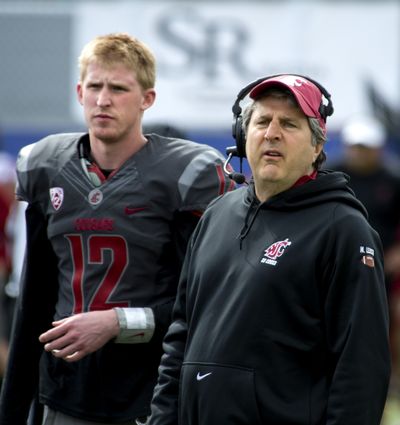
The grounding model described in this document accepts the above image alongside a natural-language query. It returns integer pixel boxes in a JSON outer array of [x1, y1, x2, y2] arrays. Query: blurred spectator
[[3, 201, 27, 334], [0, 152, 16, 385], [332, 115, 400, 388]]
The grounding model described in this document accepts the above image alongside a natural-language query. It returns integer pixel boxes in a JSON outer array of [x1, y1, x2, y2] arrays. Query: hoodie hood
[[245, 169, 367, 217], [238, 170, 367, 248]]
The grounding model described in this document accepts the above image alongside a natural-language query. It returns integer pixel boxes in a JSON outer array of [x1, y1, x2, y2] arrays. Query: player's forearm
[[113, 307, 155, 343]]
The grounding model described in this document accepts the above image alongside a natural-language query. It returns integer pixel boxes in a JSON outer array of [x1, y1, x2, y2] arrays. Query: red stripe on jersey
[[66, 235, 84, 314], [216, 164, 228, 194], [228, 179, 236, 191], [87, 162, 107, 184]]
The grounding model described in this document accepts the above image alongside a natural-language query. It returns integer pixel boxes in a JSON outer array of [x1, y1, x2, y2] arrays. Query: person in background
[[0, 32, 234, 425], [149, 74, 390, 425], [0, 152, 16, 388], [1, 201, 28, 361], [334, 115, 400, 395]]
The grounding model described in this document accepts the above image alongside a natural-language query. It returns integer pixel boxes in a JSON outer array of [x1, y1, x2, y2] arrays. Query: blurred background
[[0, 0, 400, 166], [1, 1, 400, 423]]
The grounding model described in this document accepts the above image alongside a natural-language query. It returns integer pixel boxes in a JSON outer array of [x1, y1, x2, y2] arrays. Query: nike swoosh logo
[[124, 206, 147, 215], [196, 372, 212, 381]]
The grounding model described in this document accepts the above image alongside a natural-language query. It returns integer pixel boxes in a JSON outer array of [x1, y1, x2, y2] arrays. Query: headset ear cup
[[318, 102, 334, 122], [319, 104, 327, 121], [233, 115, 246, 158], [325, 102, 334, 118]]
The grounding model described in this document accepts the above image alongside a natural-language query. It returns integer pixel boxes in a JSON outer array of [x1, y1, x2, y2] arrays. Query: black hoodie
[[150, 170, 390, 425]]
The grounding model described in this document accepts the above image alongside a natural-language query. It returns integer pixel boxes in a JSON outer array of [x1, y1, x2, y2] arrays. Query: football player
[[0, 33, 234, 425]]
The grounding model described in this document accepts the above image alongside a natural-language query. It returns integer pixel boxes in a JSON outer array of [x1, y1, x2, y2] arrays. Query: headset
[[230, 73, 334, 159]]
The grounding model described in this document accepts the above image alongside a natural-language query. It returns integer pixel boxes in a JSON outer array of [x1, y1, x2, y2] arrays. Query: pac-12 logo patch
[[261, 238, 292, 266], [49, 187, 64, 211]]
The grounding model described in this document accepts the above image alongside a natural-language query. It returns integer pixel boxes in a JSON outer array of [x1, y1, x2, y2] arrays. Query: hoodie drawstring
[[238, 198, 263, 250]]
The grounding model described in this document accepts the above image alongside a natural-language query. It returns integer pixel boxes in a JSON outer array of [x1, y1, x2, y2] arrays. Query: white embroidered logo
[[261, 238, 292, 266], [282, 75, 305, 88], [49, 187, 64, 211], [196, 372, 212, 381]]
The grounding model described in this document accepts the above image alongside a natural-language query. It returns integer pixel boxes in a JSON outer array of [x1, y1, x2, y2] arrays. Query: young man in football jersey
[[0, 33, 234, 425], [149, 75, 391, 425]]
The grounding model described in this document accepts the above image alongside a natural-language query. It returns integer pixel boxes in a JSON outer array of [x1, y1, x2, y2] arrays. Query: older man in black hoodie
[[149, 74, 390, 425]]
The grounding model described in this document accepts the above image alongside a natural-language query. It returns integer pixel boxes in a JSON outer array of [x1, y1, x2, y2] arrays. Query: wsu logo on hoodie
[[261, 238, 292, 266]]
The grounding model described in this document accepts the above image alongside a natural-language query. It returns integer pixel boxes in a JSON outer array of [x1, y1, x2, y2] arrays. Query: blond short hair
[[78, 32, 156, 90]]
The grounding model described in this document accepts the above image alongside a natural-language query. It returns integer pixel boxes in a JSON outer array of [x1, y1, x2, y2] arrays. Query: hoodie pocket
[[179, 362, 262, 425]]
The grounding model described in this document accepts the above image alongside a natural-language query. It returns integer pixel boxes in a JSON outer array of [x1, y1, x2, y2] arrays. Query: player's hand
[[39, 310, 120, 362]]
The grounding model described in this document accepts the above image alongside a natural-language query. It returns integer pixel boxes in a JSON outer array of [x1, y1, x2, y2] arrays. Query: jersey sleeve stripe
[[178, 151, 222, 201]]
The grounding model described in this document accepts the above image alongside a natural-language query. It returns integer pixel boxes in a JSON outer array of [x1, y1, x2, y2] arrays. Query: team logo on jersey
[[88, 188, 103, 205], [360, 245, 375, 268], [49, 187, 64, 211], [261, 238, 292, 266]]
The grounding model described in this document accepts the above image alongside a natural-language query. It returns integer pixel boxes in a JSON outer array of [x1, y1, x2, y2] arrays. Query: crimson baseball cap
[[249, 75, 327, 134]]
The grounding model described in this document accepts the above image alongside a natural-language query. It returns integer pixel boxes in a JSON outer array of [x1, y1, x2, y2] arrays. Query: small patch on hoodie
[[360, 246, 375, 268]]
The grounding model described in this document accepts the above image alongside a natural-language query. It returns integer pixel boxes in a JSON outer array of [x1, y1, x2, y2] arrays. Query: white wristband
[[113, 307, 155, 344]]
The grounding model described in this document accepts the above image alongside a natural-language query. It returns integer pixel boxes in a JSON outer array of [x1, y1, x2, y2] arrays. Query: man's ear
[[313, 142, 323, 163], [141, 88, 156, 111], [77, 82, 83, 105]]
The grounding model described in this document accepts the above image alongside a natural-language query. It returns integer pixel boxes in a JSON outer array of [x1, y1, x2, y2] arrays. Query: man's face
[[77, 61, 155, 144], [245, 95, 322, 201]]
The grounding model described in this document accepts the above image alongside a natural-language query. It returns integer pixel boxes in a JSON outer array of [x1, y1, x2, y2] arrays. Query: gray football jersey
[[5, 132, 234, 422], [16, 132, 232, 319]]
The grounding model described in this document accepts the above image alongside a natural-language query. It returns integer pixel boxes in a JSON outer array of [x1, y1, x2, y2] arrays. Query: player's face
[[77, 62, 155, 144], [245, 96, 322, 201]]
